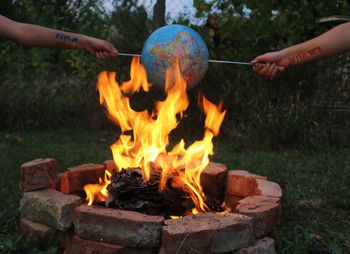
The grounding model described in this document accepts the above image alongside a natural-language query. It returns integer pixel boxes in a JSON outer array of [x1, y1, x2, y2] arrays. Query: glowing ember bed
[[19, 58, 282, 253]]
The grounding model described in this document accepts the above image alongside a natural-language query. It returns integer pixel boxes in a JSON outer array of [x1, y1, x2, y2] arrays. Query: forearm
[[15, 23, 87, 49], [0, 15, 86, 49], [0, 14, 116, 58], [281, 22, 350, 66]]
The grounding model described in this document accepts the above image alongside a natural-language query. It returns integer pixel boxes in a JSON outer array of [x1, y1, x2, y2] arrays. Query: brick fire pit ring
[[19, 158, 281, 253]]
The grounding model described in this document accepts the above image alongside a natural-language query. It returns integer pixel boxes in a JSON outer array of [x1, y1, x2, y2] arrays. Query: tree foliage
[[192, 0, 350, 147]]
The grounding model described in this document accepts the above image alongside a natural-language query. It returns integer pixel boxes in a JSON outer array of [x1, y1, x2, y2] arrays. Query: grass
[[0, 128, 349, 253]]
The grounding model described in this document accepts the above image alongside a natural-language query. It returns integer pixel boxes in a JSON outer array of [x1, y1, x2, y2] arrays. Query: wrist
[[280, 48, 294, 67], [78, 35, 88, 50]]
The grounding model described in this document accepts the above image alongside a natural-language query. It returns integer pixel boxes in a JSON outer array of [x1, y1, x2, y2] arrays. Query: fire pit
[[19, 58, 282, 253]]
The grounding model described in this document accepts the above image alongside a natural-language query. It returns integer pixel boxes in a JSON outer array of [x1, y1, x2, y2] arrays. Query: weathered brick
[[60, 163, 105, 193], [103, 160, 117, 172], [64, 236, 157, 254], [232, 170, 268, 180], [159, 213, 253, 254], [20, 218, 55, 244], [237, 196, 280, 238], [200, 162, 227, 202], [56, 228, 75, 249], [20, 218, 76, 249], [256, 179, 282, 198], [20, 189, 82, 230], [64, 235, 124, 254], [20, 158, 58, 192], [238, 195, 280, 206], [74, 205, 164, 248], [223, 193, 242, 212], [232, 237, 276, 254], [226, 170, 281, 198], [226, 170, 263, 197], [54, 173, 64, 191]]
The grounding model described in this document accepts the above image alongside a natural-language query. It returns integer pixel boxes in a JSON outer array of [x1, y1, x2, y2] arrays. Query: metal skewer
[[118, 52, 252, 66], [118, 52, 141, 57], [208, 59, 251, 65]]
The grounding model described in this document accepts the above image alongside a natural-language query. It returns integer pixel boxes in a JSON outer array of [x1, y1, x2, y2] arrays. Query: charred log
[[106, 168, 194, 217]]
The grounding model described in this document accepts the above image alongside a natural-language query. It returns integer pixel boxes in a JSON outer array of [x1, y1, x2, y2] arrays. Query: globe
[[141, 24, 209, 90]]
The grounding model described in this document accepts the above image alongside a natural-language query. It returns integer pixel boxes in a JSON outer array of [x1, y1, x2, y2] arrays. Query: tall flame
[[84, 57, 226, 213]]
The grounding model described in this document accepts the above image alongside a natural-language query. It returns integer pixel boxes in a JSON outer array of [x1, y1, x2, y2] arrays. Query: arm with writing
[[252, 22, 350, 77], [0, 15, 117, 59]]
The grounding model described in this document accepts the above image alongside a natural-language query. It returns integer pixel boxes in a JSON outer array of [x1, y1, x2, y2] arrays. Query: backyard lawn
[[0, 128, 349, 254]]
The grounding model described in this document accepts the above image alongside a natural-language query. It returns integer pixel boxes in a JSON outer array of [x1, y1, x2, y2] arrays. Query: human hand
[[251, 51, 289, 78], [82, 35, 118, 59]]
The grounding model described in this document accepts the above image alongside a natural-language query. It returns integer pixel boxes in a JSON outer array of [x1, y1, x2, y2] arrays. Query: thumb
[[251, 53, 272, 64], [102, 42, 118, 54]]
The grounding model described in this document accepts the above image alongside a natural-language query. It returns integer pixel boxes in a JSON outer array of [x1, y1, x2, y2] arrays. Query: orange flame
[[83, 170, 112, 205], [84, 57, 226, 213]]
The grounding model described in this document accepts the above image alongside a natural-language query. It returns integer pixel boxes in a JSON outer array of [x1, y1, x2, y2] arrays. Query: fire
[[83, 170, 112, 205], [84, 57, 226, 214]]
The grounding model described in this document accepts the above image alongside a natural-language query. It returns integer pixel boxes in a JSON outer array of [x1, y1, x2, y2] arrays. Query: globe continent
[[141, 24, 209, 90]]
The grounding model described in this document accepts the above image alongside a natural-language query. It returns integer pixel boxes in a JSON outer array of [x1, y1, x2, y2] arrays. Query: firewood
[[106, 168, 194, 217]]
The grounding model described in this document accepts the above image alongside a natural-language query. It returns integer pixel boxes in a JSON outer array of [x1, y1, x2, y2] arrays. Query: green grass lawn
[[0, 129, 349, 254]]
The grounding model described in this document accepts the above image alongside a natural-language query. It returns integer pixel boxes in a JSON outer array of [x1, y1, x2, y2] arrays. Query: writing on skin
[[288, 46, 322, 64], [55, 32, 79, 48]]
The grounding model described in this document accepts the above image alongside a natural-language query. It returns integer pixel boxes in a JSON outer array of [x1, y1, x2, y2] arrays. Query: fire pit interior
[[19, 58, 282, 254]]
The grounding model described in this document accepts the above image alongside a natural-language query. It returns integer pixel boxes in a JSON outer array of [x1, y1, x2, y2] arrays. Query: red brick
[[226, 170, 282, 198], [60, 163, 105, 193], [64, 236, 157, 254], [223, 193, 242, 212], [237, 196, 280, 237], [74, 205, 164, 248], [20, 158, 58, 192], [20, 218, 78, 249], [232, 170, 268, 180], [103, 160, 117, 172], [20, 218, 55, 244], [233, 237, 276, 254], [159, 213, 253, 254], [56, 228, 75, 249], [226, 170, 259, 197], [200, 162, 227, 202], [238, 195, 280, 206], [53, 173, 64, 191], [64, 235, 124, 254], [256, 179, 282, 198]]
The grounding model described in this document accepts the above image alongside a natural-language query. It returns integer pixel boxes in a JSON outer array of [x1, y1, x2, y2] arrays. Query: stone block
[[159, 213, 253, 254], [60, 163, 105, 193], [20, 158, 58, 192], [74, 205, 164, 248], [20, 189, 82, 230], [237, 196, 280, 238]]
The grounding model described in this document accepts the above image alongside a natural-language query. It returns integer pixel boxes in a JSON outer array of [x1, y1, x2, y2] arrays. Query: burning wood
[[106, 168, 192, 216]]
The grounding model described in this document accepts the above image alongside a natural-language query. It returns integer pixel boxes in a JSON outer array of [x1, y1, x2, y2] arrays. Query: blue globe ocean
[[141, 25, 209, 90]]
